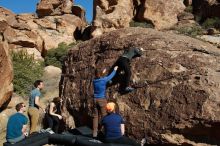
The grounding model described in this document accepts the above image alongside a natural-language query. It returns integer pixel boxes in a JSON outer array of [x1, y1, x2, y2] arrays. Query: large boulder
[[0, 17, 8, 33], [4, 27, 36, 48], [36, 0, 73, 17], [91, 0, 134, 37], [0, 7, 16, 28], [0, 7, 15, 17], [0, 40, 13, 110], [136, 0, 185, 30], [0, 3, 86, 58], [0, 7, 15, 33], [3, 27, 44, 60], [18, 13, 85, 52], [33, 18, 57, 30], [72, 5, 86, 23], [41, 65, 61, 101], [60, 27, 220, 144], [34, 14, 84, 51]]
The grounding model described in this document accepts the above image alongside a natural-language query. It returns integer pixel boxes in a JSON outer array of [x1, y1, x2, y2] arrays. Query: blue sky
[[0, 0, 93, 22]]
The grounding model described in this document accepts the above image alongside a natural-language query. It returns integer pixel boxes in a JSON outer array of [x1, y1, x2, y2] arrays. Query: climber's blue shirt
[[6, 112, 28, 140], [93, 70, 116, 98], [29, 88, 41, 108]]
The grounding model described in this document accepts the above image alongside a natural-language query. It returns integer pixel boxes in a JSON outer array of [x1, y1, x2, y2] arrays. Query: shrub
[[12, 50, 44, 97], [45, 42, 78, 68], [130, 20, 154, 28], [176, 25, 203, 37], [185, 6, 193, 13], [195, 15, 202, 23], [202, 17, 220, 29]]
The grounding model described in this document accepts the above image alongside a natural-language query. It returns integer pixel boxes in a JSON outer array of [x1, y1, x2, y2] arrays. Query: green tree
[[12, 51, 44, 97], [176, 25, 203, 37], [45, 42, 78, 68], [202, 17, 220, 29]]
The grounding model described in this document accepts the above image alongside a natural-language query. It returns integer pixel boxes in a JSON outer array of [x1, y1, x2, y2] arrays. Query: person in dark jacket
[[92, 66, 118, 138], [101, 102, 140, 146], [114, 47, 143, 93]]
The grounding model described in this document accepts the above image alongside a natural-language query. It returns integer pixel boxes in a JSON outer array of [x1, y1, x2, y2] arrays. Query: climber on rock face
[[113, 47, 144, 94], [92, 66, 118, 138]]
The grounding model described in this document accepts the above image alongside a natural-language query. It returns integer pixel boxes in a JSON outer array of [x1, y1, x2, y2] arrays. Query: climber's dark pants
[[45, 113, 60, 133], [92, 98, 107, 137], [115, 56, 131, 90]]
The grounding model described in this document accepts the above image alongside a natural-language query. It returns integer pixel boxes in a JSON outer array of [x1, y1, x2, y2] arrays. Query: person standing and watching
[[92, 66, 118, 138], [6, 103, 28, 144], [28, 80, 45, 134], [101, 102, 140, 146]]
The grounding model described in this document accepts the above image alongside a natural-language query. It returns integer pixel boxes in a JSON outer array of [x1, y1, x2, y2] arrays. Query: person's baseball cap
[[106, 102, 115, 112]]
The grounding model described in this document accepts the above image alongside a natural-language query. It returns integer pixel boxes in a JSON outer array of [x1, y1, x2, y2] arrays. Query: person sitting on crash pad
[[6, 103, 28, 144], [101, 102, 140, 146], [92, 66, 118, 138], [113, 47, 143, 93], [45, 97, 63, 133]]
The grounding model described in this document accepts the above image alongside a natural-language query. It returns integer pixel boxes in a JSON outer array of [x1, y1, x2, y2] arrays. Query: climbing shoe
[[108, 80, 112, 84], [124, 87, 134, 92]]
